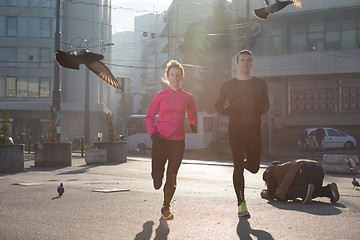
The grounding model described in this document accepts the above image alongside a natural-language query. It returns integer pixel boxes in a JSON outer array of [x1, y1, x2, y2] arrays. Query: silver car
[[298, 127, 357, 150]]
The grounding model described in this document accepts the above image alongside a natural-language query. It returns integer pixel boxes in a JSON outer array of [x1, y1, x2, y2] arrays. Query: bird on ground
[[57, 183, 64, 197], [55, 49, 122, 91], [352, 178, 360, 188], [253, 0, 302, 19]]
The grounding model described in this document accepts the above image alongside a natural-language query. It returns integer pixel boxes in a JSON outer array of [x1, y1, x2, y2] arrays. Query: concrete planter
[[34, 142, 72, 167], [322, 154, 359, 174], [0, 144, 24, 173], [94, 141, 127, 163], [85, 149, 107, 164]]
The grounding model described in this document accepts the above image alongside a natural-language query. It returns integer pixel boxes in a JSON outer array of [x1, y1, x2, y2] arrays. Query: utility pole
[[53, 0, 61, 142]]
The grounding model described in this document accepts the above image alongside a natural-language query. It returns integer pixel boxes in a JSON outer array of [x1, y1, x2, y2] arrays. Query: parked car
[[298, 127, 357, 150]]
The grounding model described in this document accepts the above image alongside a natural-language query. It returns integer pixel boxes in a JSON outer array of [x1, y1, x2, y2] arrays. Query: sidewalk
[[1, 153, 359, 239]]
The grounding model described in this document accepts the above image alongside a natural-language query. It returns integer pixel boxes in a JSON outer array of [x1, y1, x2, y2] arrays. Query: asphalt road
[[0, 153, 359, 240]]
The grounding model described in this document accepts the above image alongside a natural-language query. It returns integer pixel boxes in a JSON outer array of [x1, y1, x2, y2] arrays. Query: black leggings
[[287, 163, 332, 201], [228, 123, 261, 205], [151, 138, 185, 207]]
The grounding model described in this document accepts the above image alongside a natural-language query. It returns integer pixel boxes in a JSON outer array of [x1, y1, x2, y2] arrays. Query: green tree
[[0, 111, 11, 145], [182, 0, 234, 113]]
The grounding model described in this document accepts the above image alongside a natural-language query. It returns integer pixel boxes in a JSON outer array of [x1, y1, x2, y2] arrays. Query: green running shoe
[[238, 200, 250, 217]]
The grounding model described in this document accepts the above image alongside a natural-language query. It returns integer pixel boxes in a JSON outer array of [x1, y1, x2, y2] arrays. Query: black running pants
[[151, 137, 185, 207]]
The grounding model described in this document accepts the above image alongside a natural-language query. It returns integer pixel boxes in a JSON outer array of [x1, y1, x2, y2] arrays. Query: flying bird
[[352, 178, 360, 188], [254, 0, 302, 20], [55, 49, 122, 91], [344, 156, 358, 173], [57, 183, 64, 197]]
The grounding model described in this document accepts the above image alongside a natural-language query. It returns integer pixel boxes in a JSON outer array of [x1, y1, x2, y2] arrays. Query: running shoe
[[330, 182, 340, 203], [238, 200, 250, 217], [302, 184, 314, 204], [161, 205, 174, 220]]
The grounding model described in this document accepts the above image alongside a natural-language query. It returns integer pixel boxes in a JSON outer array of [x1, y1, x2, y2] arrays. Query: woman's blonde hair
[[162, 60, 185, 85]]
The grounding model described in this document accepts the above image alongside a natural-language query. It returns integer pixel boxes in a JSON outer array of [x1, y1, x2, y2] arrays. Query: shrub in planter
[[94, 113, 127, 163], [0, 111, 24, 173], [34, 105, 72, 167]]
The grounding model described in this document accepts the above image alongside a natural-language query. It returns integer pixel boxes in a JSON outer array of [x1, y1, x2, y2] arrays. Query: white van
[[127, 112, 216, 152]]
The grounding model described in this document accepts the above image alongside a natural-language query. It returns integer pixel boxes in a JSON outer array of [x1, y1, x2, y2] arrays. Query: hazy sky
[[112, 0, 173, 33]]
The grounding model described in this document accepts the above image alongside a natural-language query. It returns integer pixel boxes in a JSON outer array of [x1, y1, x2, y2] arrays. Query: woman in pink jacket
[[146, 60, 198, 220]]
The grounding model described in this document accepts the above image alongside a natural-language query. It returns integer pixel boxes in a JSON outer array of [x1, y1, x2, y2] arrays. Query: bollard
[[41, 136, 44, 143], [28, 136, 31, 153], [81, 136, 84, 157]]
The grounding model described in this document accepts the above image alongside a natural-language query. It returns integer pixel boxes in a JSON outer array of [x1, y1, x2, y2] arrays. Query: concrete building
[[0, 0, 113, 146], [110, 13, 167, 138], [232, 0, 360, 143]]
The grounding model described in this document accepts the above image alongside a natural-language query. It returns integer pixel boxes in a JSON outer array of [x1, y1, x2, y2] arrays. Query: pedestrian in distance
[[261, 160, 340, 204], [298, 126, 309, 151], [146, 60, 198, 220], [214, 50, 270, 217], [314, 125, 325, 150]]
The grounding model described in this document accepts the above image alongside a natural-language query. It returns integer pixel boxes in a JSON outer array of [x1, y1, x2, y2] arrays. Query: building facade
[[0, 0, 114, 146], [232, 0, 360, 143]]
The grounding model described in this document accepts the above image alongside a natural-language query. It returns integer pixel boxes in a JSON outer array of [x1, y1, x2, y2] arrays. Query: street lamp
[[62, 37, 114, 145]]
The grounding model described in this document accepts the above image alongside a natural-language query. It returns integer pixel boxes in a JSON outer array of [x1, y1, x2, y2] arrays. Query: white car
[[298, 127, 357, 150]]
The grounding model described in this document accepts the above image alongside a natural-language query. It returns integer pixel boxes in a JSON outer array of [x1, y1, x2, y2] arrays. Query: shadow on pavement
[[267, 200, 345, 215], [154, 218, 170, 240], [134, 219, 169, 240], [237, 218, 274, 240], [134, 221, 154, 240]]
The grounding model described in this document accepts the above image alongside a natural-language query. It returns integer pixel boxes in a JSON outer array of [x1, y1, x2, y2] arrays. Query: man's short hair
[[236, 50, 253, 63]]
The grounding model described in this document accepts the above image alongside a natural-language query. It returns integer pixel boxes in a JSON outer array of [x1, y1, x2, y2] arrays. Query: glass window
[[8, 0, 17, 6], [0, 16, 5, 36], [18, 17, 28, 37], [17, 77, 28, 98], [40, 48, 50, 68], [30, 0, 41, 7], [29, 48, 39, 68], [326, 21, 340, 50], [7, 17, 17, 36], [0, 0, 6, 6], [290, 24, 306, 53], [29, 17, 41, 37], [17, 47, 28, 68], [0, 76, 5, 97], [248, 25, 261, 55], [29, 77, 39, 97], [0, 47, 16, 67], [18, 0, 29, 7], [327, 129, 340, 137], [203, 117, 214, 133], [341, 20, 356, 49], [6, 77, 16, 97], [263, 25, 282, 55], [40, 77, 50, 98], [308, 22, 324, 51], [41, 18, 51, 37], [41, 0, 50, 7]]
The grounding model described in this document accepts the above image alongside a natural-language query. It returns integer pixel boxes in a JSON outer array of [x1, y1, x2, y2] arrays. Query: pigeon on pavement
[[57, 183, 64, 197], [352, 178, 360, 188], [55, 49, 122, 91], [254, 0, 302, 19]]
